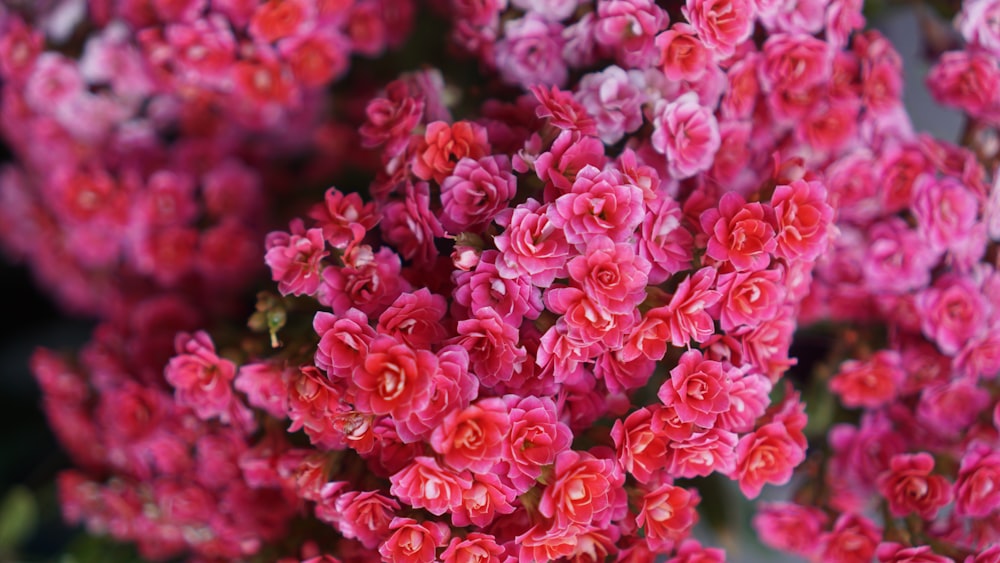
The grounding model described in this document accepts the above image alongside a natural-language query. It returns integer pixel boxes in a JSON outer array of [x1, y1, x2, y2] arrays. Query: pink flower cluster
[[17, 0, 1000, 561]]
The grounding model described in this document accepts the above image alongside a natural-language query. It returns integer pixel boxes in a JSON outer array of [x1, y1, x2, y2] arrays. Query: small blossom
[[877, 453, 952, 520]]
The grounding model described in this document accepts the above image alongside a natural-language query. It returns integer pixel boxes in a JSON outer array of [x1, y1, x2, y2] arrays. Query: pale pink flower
[[576, 66, 647, 144], [753, 502, 828, 559], [495, 15, 568, 87], [651, 92, 721, 179]]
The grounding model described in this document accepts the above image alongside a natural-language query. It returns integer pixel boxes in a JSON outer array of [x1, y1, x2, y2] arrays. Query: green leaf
[[0, 485, 39, 552]]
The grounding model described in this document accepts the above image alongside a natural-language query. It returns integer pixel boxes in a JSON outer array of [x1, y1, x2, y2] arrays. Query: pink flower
[[379, 517, 451, 563], [352, 336, 436, 419], [396, 346, 478, 443], [877, 453, 952, 519], [440, 155, 517, 234], [770, 179, 834, 261], [667, 539, 726, 563], [593, 0, 669, 68], [549, 165, 646, 246], [440, 533, 504, 563], [566, 236, 650, 314], [454, 250, 544, 325], [455, 307, 526, 388], [753, 502, 828, 559], [955, 442, 1000, 517], [612, 407, 670, 484], [515, 523, 583, 562], [958, 0, 1000, 55], [504, 395, 573, 492], [412, 121, 490, 184], [531, 84, 599, 136], [333, 491, 400, 549], [927, 51, 1000, 117], [830, 350, 905, 409], [318, 246, 407, 317], [911, 176, 980, 252], [390, 457, 471, 516], [494, 199, 571, 288], [538, 450, 626, 529], [545, 286, 637, 348], [431, 397, 510, 473], [307, 187, 379, 250], [667, 427, 739, 478], [380, 181, 446, 266], [638, 196, 695, 284], [876, 543, 955, 563], [651, 93, 721, 179], [662, 266, 723, 347], [818, 513, 882, 563], [715, 268, 785, 331], [917, 380, 990, 437], [658, 350, 732, 427], [450, 473, 518, 528], [731, 421, 806, 498], [636, 483, 700, 551], [359, 79, 425, 157], [264, 219, 328, 296], [376, 289, 448, 350], [917, 274, 989, 355], [164, 331, 236, 421], [313, 309, 376, 379], [495, 15, 568, 87], [249, 0, 315, 43], [234, 362, 290, 419], [532, 130, 607, 194], [760, 33, 832, 91], [863, 218, 941, 294], [656, 23, 713, 82], [716, 370, 772, 432], [700, 192, 777, 271], [683, 0, 754, 55], [576, 66, 647, 144]]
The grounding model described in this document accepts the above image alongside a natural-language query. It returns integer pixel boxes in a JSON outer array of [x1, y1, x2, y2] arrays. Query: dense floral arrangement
[[2, 0, 1000, 561]]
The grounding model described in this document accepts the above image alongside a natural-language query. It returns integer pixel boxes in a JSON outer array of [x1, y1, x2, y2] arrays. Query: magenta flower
[[911, 176, 980, 252], [455, 307, 526, 387], [332, 491, 400, 549], [379, 517, 451, 563], [440, 155, 517, 234], [264, 219, 328, 297], [715, 268, 786, 331], [638, 196, 695, 284], [683, 0, 755, 56], [566, 235, 650, 314], [593, 0, 669, 68], [955, 442, 1000, 517], [503, 395, 573, 492], [454, 250, 544, 325], [651, 92, 721, 179], [352, 336, 437, 419], [753, 502, 829, 559], [662, 266, 722, 347], [731, 421, 806, 498], [495, 15, 568, 87], [376, 289, 449, 350], [389, 457, 471, 516], [771, 179, 834, 261], [916, 274, 989, 355], [430, 397, 510, 473], [313, 309, 376, 379]]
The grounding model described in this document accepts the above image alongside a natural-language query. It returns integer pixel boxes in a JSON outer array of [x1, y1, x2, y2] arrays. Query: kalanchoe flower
[[636, 483, 701, 552], [770, 179, 835, 261], [830, 350, 905, 409], [164, 331, 237, 422], [651, 92, 721, 179], [494, 199, 571, 288], [439, 155, 517, 234], [658, 349, 733, 428], [265, 219, 328, 297], [701, 192, 778, 272], [683, 0, 755, 56], [877, 453, 953, 520], [379, 517, 451, 563], [538, 449, 627, 530]]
